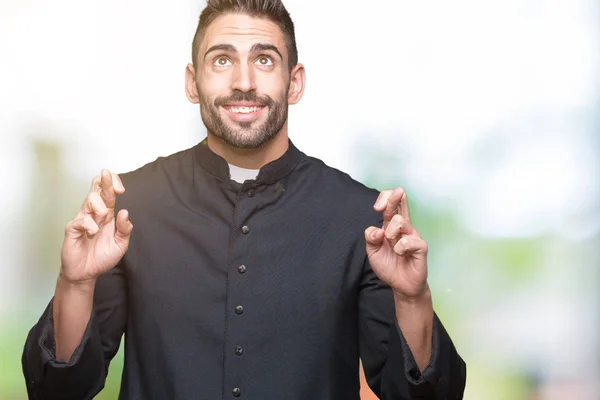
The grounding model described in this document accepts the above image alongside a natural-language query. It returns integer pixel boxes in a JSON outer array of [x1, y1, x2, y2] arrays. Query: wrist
[[57, 273, 97, 293], [393, 283, 431, 306]]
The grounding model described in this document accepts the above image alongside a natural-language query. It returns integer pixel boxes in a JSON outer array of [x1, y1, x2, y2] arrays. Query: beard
[[199, 88, 288, 150]]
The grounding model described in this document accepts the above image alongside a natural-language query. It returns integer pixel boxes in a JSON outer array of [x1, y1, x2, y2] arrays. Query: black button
[[238, 265, 246, 274], [235, 305, 244, 314], [232, 388, 241, 397], [235, 346, 244, 356], [241, 225, 250, 235], [247, 189, 255, 198]]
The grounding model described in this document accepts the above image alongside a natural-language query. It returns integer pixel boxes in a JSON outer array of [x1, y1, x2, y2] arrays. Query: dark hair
[[192, 0, 298, 71]]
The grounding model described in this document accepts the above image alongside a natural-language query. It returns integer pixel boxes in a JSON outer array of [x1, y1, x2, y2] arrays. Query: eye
[[214, 57, 232, 67], [256, 56, 273, 67]]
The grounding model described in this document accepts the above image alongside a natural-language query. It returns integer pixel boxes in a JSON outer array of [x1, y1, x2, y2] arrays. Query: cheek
[[199, 72, 232, 98], [255, 73, 288, 98]]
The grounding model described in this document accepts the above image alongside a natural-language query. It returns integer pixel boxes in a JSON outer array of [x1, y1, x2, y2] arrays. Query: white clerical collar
[[228, 163, 260, 183]]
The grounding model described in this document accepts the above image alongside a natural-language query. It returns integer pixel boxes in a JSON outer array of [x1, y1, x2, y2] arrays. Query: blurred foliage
[[98, 346, 124, 399]]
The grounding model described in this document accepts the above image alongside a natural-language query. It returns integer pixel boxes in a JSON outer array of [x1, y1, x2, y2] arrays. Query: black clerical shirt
[[22, 139, 466, 400]]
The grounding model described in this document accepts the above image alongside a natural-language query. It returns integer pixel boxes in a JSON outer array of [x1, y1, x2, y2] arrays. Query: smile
[[226, 106, 263, 114], [222, 104, 266, 122]]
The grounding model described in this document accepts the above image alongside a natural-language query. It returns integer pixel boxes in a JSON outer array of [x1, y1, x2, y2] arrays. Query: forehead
[[201, 13, 287, 53]]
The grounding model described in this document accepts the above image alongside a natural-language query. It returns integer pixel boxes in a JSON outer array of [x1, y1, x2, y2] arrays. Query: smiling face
[[186, 13, 305, 150]]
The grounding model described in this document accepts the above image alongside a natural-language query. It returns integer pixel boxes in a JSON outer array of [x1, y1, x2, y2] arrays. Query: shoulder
[[300, 153, 379, 198], [114, 146, 195, 209], [295, 153, 382, 224]]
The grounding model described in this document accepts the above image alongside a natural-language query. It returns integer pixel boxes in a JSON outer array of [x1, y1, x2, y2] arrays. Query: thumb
[[114, 209, 133, 250], [365, 226, 384, 253]]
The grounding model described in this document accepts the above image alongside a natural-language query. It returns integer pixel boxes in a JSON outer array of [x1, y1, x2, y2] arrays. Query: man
[[22, 0, 466, 399]]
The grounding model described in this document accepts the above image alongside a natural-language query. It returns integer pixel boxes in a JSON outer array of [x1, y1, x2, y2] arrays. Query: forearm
[[393, 286, 433, 372], [53, 275, 96, 362]]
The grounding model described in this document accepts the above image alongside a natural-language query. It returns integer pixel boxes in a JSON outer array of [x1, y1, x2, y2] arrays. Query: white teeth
[[229, 106, 261, 114]]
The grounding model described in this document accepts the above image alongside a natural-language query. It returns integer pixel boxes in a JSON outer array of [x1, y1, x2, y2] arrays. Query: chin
[[214, 131, 267, 150]]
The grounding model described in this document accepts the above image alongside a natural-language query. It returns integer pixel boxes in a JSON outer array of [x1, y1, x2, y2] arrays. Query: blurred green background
[[1, 0, 599, 399]]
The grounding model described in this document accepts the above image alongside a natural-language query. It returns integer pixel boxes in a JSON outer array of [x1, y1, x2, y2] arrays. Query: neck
[[206, 123, 290, 169]]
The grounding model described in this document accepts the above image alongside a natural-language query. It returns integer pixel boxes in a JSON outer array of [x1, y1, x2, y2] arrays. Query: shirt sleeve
[[22, 263, 128, 400], [358, 257, 467, 399]]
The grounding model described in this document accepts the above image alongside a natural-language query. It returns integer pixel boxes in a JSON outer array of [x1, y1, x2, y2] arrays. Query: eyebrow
[[204, 43, 283, 60]]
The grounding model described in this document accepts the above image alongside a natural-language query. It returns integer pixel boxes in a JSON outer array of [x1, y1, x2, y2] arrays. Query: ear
[[288, 63, 306, 105], [185, 63, 200, 104]]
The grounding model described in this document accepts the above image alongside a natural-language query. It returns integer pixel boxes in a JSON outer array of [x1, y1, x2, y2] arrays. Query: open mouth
[[222, 104, 266, 122]]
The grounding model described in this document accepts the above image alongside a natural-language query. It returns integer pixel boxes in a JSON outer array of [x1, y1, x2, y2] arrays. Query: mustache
[[214, 91, 274, 107]]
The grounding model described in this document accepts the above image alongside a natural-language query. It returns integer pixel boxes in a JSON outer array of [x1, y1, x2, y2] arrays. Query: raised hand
[[364, 187, 428, 299], [60, 169, 133, 284]]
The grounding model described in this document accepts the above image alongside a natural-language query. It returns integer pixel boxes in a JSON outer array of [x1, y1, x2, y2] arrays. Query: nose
[[231, 63, 256, 93]]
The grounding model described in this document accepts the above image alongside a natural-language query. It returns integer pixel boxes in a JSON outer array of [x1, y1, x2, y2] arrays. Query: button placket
[[230, 191, 255, 399]]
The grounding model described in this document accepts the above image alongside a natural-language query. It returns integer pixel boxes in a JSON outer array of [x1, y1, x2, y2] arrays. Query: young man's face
[[186, 13, 304, 150]]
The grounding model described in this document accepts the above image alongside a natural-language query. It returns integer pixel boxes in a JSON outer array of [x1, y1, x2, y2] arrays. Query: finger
[[373, 190, 393, 212], [112, 173, 125, 192], [100, 169, 116, 208], [393, 236, 428, 257], [92, 172, 125, 191], [99, 169, 125, 209], [65, 215, 100, 239], [398, 192, 411, 221], [81, 192, 110, 225], [114, 209, 133, 251], [365, 226, 385, 256], [90, 175, 101, 192], [382, 187, 406, 227], [365, 226, 385, 245], [385, 214, 416, 246]]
